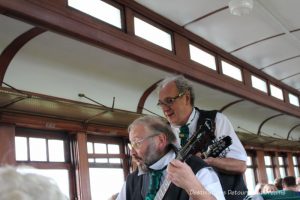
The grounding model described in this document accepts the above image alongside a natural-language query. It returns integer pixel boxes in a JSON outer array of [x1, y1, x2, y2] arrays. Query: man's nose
[[160, 103, 171, 110], [130, 148, 137, 156]]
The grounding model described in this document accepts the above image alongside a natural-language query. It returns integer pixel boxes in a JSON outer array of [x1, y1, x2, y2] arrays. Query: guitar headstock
[[205, 136, 232, 158], [177, 118, 215, 160]]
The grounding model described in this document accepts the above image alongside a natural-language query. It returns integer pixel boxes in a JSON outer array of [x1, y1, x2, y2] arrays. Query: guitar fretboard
[[154, 179, 171, 200]]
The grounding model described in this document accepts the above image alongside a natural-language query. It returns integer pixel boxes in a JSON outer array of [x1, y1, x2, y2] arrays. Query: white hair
[[0, 166, 68, 200]]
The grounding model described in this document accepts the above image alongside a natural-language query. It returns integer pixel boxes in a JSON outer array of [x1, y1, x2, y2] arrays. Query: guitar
[[154, 119, 232, 200]]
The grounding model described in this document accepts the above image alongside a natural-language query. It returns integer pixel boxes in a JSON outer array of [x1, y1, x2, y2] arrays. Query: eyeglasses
[[157, 92, 185, 107], [129, 134, 159, 149]]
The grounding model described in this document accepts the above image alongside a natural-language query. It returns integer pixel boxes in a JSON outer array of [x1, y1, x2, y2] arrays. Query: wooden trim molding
[[0, 27, 46, 83], [257, 114, 284, 135], [256, 150, 267, 183], [0, 123, 16, 165], [286, 152, 295, 177], [71, 132, 91, 200], [137, 80, 161, 114], [219, 99, 244, 112], [0, 112, 128, 137], [287, 124, 300, 140]]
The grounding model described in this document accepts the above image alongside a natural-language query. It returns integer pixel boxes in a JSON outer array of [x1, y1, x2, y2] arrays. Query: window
[[189, 44, 216, 70], [15, 128, 71, 198], [87, 136, 127, 200], [15, 136, 65, 162], [293, 155, 299, 177], [270, 84, 283, 100], [264, 155, 275, 183], [68, 0, 122, 29], [221, 61, 243, 81], [251, 75, 268, 93], [289, 93, 300, 107], [134, 17, 172, 51], [277, 156, 287, 178], [245, 155, 256, 195]]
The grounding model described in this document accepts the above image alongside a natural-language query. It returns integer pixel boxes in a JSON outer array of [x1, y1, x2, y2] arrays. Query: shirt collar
[[172, 107, 196, 129], [187, 107, 197, 125], [138, 150, 176, 176]]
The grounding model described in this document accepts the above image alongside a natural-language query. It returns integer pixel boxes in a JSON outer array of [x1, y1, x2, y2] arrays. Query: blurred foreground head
[[0, 166, 68, 200]]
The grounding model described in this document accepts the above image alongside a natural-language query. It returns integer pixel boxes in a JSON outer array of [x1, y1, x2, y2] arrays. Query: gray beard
[[143, 142, 164, 168]]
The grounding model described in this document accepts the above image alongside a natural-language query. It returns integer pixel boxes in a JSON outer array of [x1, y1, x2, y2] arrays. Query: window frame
[[277, 154, 287, 178], [15, 127, 74, 199], [251, 74, 268, 93], [292, 154, 300, 177], [270, 83, 284, 101], [87, 135, 129, 200], [188, 43, 217, 71], [67, 0, 125, 30], [220, 59, 244, 82], [264, 153, 276, 183], [133, 13, 174, 52], [244, 151, 258, 195]]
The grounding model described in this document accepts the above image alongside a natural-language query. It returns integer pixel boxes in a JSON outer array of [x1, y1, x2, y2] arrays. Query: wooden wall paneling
[[256, 150, 267, 183], [124, 7, 134, 35], [274, 152, 280, 178], [72, 132, 91, 200], [0, 123, 16, 165], [0, 112, 128, 137], [286, 152, 295, 177], [173, 33, 189, 61]]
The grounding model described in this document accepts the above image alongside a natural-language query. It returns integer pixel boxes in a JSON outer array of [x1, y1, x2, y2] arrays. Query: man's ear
[[157, 133, 167, 149], [184, 91, 191, 105]]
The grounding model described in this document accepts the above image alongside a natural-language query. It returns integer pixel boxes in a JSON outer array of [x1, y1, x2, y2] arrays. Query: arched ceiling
[[0, 0, 300, 149]]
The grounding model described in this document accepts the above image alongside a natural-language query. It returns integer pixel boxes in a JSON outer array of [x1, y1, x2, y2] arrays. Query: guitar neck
[[154, 178, 171, 200], [153, 120, 215, 200], [154, 153, 183, 200]]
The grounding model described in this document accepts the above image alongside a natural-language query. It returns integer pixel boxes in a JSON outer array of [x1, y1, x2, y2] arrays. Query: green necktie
[[145, 168, 164, 200], [179, 124, 189, 146]]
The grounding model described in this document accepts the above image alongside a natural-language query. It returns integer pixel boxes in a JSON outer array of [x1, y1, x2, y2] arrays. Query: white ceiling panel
[[224, 100, 281, 135], [282, 75, 300, 90], [185, 4, 283, 52], [135, 0, 228, 26], [232, 35, 300, 69], [258, 0, 300, 30], [263, 57, 300, 80]]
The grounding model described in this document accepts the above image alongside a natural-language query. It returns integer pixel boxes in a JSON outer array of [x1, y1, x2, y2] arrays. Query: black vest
[[125, 155, 208, 200], [195, 108, 248, 200]]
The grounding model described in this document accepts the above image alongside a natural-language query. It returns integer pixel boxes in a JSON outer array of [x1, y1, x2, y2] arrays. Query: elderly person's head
[[0, 166, 67, 200], [128, 115, 176, 170], [157, 75, 195, 126]]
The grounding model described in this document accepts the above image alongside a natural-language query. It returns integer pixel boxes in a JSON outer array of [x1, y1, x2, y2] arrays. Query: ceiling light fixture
[[229, 0, 254, 16]]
